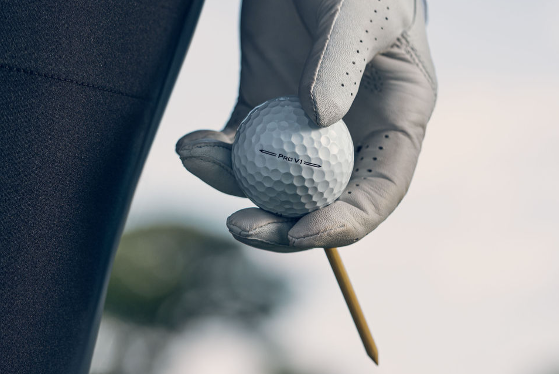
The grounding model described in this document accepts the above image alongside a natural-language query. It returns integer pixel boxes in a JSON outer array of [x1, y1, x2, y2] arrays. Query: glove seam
[[407, 0, 429, 29], [400, 33, 437, 96], [289, 224, 346, 243], [178, 143, 232, 152], [407, 0, 419, 33], [228, 219, 296, 236], [309, 0, 345, 125]]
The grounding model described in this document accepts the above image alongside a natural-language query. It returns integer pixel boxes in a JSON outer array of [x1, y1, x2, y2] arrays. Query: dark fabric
[[0, 1, 204, 373]]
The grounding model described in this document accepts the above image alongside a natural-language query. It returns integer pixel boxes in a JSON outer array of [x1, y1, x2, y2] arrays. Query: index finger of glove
[[297, 0, 413, 127]]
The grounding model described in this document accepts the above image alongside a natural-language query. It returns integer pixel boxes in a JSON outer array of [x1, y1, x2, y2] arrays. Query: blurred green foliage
[[105, 225, 287, 329], [93, 224, 317, 374]]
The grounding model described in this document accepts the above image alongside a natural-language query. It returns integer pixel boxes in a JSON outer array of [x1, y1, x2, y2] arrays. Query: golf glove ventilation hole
[[339, 4, 391, 98], [304, 0, 401, 127]]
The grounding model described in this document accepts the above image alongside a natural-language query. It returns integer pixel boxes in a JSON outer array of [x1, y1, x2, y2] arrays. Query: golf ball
[[231, 96, 354, 217]]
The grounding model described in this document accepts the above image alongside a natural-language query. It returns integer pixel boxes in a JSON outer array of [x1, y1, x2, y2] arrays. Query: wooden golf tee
[[324, 247, 379, 365]]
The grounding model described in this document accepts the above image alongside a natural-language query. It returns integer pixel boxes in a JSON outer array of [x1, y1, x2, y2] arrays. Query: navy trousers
[[0, 1, 204, 372]]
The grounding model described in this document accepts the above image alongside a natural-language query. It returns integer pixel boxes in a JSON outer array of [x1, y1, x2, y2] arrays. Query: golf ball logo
[[259, 149, 322, 168], [232, 96, 354, 217]]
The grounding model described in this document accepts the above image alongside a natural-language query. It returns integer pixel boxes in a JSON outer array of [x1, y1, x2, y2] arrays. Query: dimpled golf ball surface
[[232, 96, 354, 217]]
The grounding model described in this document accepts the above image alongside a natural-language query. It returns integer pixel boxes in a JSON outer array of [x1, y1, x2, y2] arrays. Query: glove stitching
[[309, 0, 345, 125], [289, 224, 346, 243], [228, 218, 296, 236], [178, 143, 232, 153]]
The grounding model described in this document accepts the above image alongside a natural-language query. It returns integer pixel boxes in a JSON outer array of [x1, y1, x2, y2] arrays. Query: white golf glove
[[176, 0, 437, 252]]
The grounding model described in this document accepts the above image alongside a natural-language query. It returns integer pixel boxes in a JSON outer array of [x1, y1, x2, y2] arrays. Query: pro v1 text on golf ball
[[231, 96, 354, 217]]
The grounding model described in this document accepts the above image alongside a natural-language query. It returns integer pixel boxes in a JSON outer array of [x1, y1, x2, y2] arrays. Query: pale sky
[[93, 1, 559, 373]]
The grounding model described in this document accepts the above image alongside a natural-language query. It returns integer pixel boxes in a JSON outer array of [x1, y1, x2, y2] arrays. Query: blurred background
[[90, 1, 559, 373]]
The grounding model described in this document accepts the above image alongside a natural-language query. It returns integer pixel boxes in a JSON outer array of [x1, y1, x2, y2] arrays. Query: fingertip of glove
[[226, 208, 301, 252], [298, 86, 349, 128], [176, 130, 232, 155], [181, 155, 245, 197], [175, 136, 245, 197], [176, 134, 189, 154], [287, 201, 366, 249]]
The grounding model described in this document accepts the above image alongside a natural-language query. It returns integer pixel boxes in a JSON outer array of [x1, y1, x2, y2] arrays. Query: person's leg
[[0, 1, 204, 373]]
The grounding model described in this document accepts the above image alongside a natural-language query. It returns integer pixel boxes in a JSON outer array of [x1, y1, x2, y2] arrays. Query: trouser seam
[[0, 62, 153, 102]]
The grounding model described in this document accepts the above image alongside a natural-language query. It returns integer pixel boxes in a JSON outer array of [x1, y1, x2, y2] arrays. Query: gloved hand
[[176, 0, 437, 252]]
